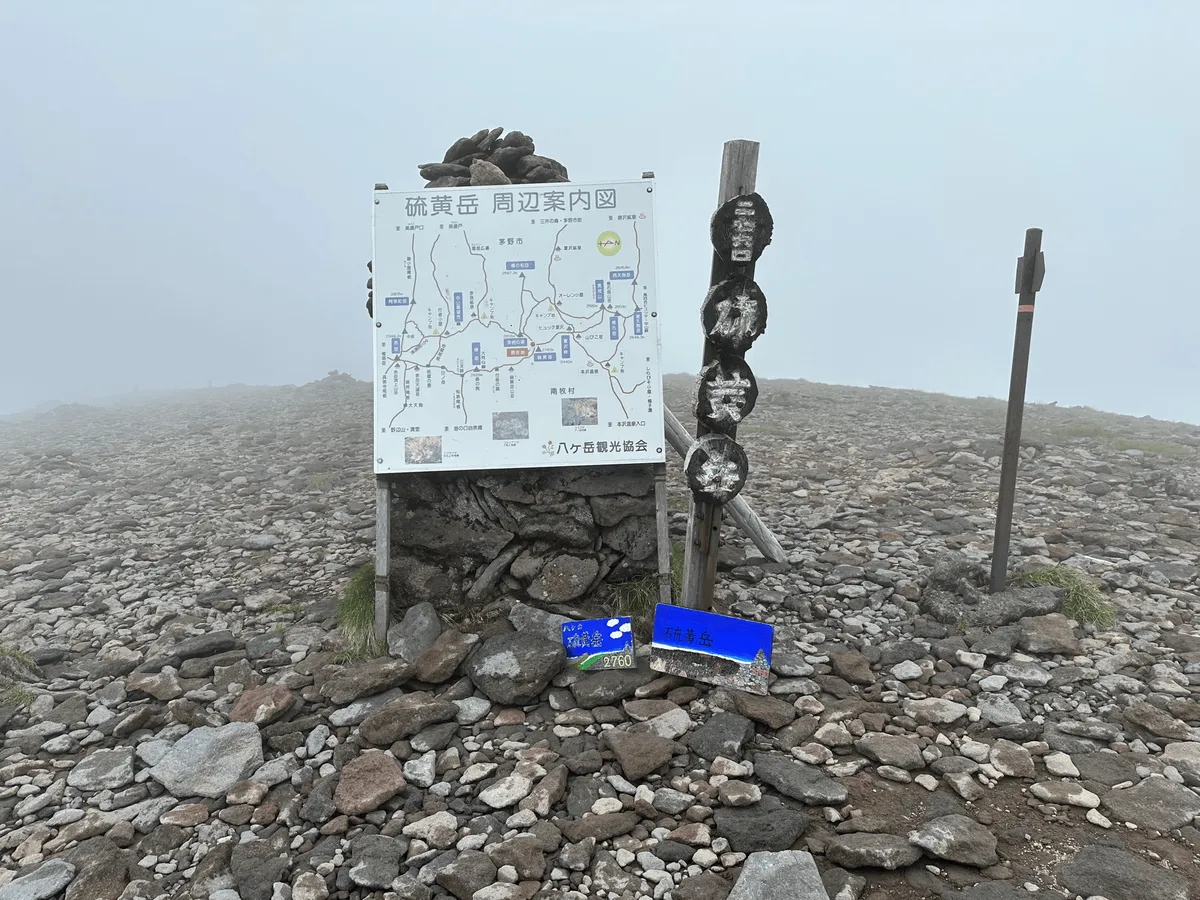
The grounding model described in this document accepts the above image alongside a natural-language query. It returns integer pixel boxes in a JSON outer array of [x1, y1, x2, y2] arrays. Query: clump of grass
[[608, 541, 687, 643], [0, 645, 38, 709], [610, 574, 659, 643], [261, 602, 304, 617], [308, 473, 332, 491], [0, 645, 35, 669], [336, 562, 385, 660], [1017, 566, 1117, 628], [0, 686, 36, 708]]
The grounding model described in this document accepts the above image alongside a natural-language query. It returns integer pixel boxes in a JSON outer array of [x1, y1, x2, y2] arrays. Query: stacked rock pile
[[418, 128, 569, 189]]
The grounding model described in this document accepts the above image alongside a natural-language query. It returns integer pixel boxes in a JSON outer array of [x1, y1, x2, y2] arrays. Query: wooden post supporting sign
[[680, 140, 774, 610]]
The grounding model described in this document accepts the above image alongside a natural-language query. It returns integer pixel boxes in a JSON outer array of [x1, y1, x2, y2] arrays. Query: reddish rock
[[230, 684, 297, 726], [334, 751, 406, 816], [415, 630, 480, 684]]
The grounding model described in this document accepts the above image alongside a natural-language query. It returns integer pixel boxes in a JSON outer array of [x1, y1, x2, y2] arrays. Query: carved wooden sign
[[710, 192, 773, 265], [701, 277, 767, 355], [685, 190, 773, 508], [684, 433, 749, 505], [695, 357, 758, 434]]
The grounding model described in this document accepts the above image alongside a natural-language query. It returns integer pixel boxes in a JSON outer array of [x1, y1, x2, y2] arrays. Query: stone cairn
[[418, 127, 569, 188]]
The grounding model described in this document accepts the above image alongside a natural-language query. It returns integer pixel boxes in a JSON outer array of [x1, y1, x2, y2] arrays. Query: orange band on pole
[[1017, 305, 1035, 312]]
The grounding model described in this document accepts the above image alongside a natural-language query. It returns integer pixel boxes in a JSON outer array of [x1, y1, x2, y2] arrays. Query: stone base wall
[[388, 465, 658, 612]]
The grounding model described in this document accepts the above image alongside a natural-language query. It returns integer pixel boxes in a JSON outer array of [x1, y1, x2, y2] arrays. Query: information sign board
[[372, 181, 664, 474]]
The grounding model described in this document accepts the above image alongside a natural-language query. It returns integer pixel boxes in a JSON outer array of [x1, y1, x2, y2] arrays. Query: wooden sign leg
[[374, 476, 391, 647]]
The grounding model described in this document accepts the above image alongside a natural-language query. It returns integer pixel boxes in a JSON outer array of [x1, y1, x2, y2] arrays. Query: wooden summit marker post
[[680, 141, 774, 610], [990, 227, 1046, 594]]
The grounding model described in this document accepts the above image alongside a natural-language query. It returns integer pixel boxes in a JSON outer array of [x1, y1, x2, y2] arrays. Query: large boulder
[[465, 633, 564, 704], [148, 723, 263, 798]]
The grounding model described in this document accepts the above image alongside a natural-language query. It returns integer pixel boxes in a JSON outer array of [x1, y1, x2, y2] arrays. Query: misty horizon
[[3, 2, 1197, 425]]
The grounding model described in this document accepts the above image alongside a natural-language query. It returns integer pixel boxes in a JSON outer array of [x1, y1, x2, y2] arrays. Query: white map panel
[[372, 180, 665, 474]]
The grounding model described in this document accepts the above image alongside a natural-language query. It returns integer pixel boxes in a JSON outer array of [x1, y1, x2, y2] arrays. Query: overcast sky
[[1, 1, 1197, 423]]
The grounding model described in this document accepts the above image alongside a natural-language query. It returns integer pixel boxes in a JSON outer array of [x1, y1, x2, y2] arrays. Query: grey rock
[[436, 850, 497, 900], [418, 162, 471, 179], [825, 833, 922, 870], [389, 875, 433, 900], [242, 533, 280, 550], [908, 814, 998, 867], [674, 873, 735, 900], [976, 694, 1025, 726], [67, 747, 135, 792], [508, 602, 572, 642], [828, 651, 874, 685], [569, 664, 655, 708], [349, 835, 403, 889], [173, 630, 237, 661], [466, 632, 565, 704], [1057, 844, 1190, 900], [359, 691, 458, 745], [970, 626, 1022, 659], [854, 734, 924, 770], [992, 659, 1050, 686], [1029, 781, 1099, 808], [148, 723, 263, 798], [754, 753, 849, 805], [527, 555, 598, 603], [387, 602, 442, 662], [321, 657, 414, 705], [1017, 613, 1080, 655], [924, 585, 1060, 627], [1101, 775, 1200, 829], [603, 730, 676, 780], [1124, 700, 1195, 741], [589, 850, 637, 895], [559, 837, 595, 871], [558, 811, 639, 843], [1162, 741, 1200, 780], [0, 860, 76, 900], [726, 850, 831, 900], [62, 836, 141, 900], [689, 712, 756, 761], [902, 697, 968, 725], [989, 740, 1034, 778], [230, 839, 289, 900]]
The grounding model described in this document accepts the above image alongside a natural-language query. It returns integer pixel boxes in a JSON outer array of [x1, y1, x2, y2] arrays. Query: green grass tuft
[[261, 602, 304, 617], [609, 541, 686, 643], [0, 645, 38, 709], [337, 562, 385, 660], [0, 686, 37, 708], [0, 646, 35, 669], [1017, 566, 1117, 628]]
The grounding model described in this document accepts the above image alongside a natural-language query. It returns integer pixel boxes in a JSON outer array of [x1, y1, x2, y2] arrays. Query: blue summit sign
[[561, 617, 635, 670], [648, 605, 773, 695]]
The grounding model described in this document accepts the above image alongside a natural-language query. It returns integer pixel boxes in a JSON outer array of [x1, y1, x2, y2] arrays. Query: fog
[[2, 1, 1197, 422]]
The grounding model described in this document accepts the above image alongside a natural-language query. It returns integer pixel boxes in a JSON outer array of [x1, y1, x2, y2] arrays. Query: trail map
[[371, 180, 664, 474]]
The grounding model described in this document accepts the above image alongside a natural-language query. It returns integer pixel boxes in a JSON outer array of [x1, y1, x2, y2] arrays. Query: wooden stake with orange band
[[991, 228, 1046, 594]]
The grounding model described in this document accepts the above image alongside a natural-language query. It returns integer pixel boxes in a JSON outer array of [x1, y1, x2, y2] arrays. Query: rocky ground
[[2, 373, 1199, 900]]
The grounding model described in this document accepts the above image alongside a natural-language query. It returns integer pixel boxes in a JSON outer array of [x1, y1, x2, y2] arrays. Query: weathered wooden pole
[[680, 141, 762, 609], [990, 227, 1045, 594], [374, 477, 391, 645]]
